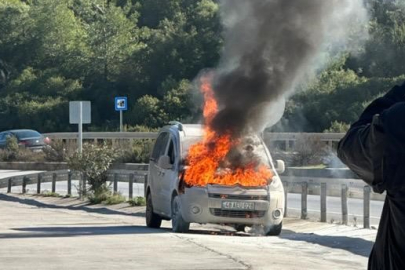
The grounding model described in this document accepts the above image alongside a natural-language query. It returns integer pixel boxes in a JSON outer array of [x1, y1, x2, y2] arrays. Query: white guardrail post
[[114, 173, 118, 193], [68, 170, 72, 196], [301, 182, 308, 220], [363, 185, 371, 229], [341, 184, 348, 225], [284, 182, 288, 217], [37, 174, 42, 194], [7, 178, 12, 193], [52, 173, 57, 193], [320, 183, 327, 223], [129, 173, 134, 199]]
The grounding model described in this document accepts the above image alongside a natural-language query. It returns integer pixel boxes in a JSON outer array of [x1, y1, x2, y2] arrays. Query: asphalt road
[[0, 194, 376, 270], [0, 170, 43, 179]]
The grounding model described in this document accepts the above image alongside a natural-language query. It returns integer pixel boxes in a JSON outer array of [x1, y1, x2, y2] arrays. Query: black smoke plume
[[210, 0, 368, 136]]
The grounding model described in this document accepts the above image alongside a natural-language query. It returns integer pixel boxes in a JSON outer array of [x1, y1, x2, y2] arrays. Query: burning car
[[145, 122, 285, 235]]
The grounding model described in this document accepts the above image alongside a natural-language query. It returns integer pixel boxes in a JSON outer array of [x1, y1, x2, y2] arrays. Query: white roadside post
[[120, 110, 123, 132], [78, 102, 83, 153], [69, 101, 91, 199], [115, 97, 128, 132]]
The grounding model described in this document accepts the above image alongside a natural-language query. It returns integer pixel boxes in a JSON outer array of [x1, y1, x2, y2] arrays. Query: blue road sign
[[115, 97, 128, 111]]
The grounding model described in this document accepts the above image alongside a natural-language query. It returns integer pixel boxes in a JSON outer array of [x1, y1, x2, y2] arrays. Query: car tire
[[146, 193, 162, 228], [171, 196, 190, 233], [234, 224, 246, 232], [265, 222, 282, 236]]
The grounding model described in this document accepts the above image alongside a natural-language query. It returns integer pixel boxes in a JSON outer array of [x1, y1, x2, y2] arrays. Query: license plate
[[221, 201, 255, 211]]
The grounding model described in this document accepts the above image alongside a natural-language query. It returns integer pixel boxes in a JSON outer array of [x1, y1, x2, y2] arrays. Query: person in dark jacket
[[338, 82, 405, 270]]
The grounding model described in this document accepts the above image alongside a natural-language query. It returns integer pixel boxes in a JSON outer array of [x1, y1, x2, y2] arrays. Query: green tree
[[347, 1, 405, 77], [129, 95, 167, 128]]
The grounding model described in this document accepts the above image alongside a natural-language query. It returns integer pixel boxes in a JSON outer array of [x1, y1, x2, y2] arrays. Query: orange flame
[[184, 76, 273, 187]]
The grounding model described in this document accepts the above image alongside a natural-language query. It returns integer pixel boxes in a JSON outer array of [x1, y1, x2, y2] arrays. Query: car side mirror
[[158, 155, 173, 170], [275, 160, 285, 174]]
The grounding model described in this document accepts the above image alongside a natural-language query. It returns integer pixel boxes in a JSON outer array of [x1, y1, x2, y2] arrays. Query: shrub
[[0, 139, 45, 162], [67, 143, 117, 198], [115, 139, 154, 163], [128, 196, 146, 206], [87, 188, 126, 205], [87, 185, 111, 204], [43, 140, 70, 162], [125, 125, 158, 132], [324, 121, 350, 133], [16, 148, 46, 162], [6, 136, 19, 152], [103, 192, 126, 205]]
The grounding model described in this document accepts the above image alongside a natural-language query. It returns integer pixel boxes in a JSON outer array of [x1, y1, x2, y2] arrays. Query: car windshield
[[181, 134, 272, 167], [12, 130, 41, 139], [181, 136, 203, 157]]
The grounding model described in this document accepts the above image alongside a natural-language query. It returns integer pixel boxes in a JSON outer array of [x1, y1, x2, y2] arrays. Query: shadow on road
[[280, 229, 373, 257], [0, 193, 145, 218], [0, 225, 170, 239]]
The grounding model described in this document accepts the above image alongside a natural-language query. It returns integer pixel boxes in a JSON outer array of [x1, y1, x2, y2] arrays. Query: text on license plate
[[221, 201, 255, 211]]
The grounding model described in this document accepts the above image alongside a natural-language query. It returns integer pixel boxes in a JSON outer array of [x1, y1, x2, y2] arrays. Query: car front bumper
[[179, 185, 284, 226]]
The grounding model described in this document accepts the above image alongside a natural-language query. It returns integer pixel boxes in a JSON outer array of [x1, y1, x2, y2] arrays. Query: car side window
[[167, 139, 175, 165], [151, 132, 169, 161]]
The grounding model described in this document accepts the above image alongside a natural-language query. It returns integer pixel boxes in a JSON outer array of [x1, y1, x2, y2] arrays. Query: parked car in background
[[0, 129, 50, 151]]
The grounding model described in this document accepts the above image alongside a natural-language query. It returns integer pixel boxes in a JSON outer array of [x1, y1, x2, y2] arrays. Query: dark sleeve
[[337, 83, 405, 193], [337, 114, 386, 192]]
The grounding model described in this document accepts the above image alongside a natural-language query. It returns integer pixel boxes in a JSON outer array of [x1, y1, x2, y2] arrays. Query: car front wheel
[[265, 222, 282, 236], [171, 196, 189, 233], [234, 224, 246, 232]]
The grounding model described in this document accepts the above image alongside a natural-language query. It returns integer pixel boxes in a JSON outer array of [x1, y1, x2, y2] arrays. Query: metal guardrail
[[281, 176, 378, 229], [0, 170, 147, 199], [43, 132, 158, 140], [43, 132, 345, 153], [265, 132, 345, 141], [1, 169, 376, 229], [0, 170, 77, 195], [43, 132, 345, 143]]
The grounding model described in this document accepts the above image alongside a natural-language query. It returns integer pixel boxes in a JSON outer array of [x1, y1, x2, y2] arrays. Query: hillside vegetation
[[0, 0, 403, 132]]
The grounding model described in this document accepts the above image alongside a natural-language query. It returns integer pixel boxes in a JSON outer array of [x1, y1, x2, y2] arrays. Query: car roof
[[181, 124, 203, 137], [164, 123, 203, 137], [4, 129, 40, 133]]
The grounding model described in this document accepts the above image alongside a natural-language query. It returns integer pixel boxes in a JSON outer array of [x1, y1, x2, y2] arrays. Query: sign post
[[115, 97, 128, 132], [69, 101, 91, 200], [120, 110, 123, 132], [78, 102, 83, 153], [70, 101, 91, 153]]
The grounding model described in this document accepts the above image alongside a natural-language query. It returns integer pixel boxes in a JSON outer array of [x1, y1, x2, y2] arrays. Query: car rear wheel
[[171, 196, 189, 233], [265, 222, 282, 236], [146, 193, 162, 228]]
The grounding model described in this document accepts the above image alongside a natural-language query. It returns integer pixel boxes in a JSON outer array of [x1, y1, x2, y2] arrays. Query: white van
[[145, 122, 285, 235]]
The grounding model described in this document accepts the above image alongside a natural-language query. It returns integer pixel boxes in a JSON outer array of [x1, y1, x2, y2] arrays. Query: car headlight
[[269, 175, 282, 191]]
